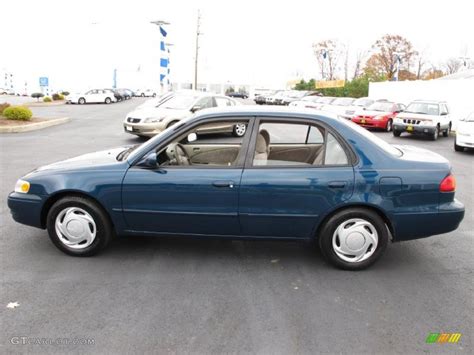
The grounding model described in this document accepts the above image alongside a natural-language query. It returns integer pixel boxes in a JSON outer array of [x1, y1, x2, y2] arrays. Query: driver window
[[153, 120, 249, 167], [196, 97, 215, 109]]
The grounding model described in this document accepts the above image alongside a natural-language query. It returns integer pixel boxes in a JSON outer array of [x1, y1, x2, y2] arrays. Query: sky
[[1, 0, 472, 92]]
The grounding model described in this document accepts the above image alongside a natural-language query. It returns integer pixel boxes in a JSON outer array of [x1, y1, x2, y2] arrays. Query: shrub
[[0, 102, 10, 115], [31, 92, 44, 102], [3, 106, 33, 121], [52, 93, 61, 100], [43, 96, 52, 102], [60, 91, 70, 96], [58, 94, 65, 100]]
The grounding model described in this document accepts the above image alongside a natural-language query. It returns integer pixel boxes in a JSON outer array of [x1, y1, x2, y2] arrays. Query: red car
[[352, 101, 406, 131]]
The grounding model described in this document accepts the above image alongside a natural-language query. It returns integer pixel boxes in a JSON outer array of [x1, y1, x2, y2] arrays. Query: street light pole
[[194, 10, 202, 90]]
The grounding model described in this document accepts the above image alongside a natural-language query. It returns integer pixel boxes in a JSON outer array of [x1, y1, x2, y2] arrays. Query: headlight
[[14, 179, 30, 194], [144, 117, 165, 123], [373, 115, 384, 120]]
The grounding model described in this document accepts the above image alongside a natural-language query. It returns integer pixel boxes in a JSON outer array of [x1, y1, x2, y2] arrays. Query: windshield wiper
[[117, 145, 138, 161]]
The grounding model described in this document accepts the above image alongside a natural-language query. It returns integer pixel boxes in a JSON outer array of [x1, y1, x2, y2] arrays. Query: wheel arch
[[41, 190, 114, 231], [314, 203, 395, 241]]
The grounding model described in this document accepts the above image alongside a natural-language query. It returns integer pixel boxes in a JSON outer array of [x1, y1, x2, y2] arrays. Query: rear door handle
[[212, 180, 235, 188], [328, 181, 347, 189]]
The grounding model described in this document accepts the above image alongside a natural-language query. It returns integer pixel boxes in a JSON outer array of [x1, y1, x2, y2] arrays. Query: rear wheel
[[393, 130, 401, 137], [105, 97, 112, 104], [443, 123, 451, 137], [318, 208, 389, 270], [46, 196, 113, 256], [233, 123, 247, 137], [78, 97, 86, 105]]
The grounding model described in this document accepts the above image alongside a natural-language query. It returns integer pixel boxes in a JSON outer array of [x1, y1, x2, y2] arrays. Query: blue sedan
[[7, 107, 465, 270]]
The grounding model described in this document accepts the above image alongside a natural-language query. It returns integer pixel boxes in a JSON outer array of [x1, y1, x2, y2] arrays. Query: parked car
[[339, 97, 375, 120], [281, 91, 309, 105], [289, 96, 323, 109], [311, 96, 336, 110], [321, 97, 355, 115], [0, 88, 8, 95], [255, 94, 270, 105], [226, 92, 248, 99], [393, 100, 452, 140], [454, 111, 474, 151], [123, 93, 241, 137], [135, 89, 157, 97], [266, 91, 286, 105], [351, 101, 405, 132], [8, 107, 464, 270], [107, 89, 125, 102], [116, 88, 132, 100], [66, 89, 117, 104]]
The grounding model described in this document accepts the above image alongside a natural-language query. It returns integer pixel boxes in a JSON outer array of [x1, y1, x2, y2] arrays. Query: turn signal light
[[440, 174, 456, 192]]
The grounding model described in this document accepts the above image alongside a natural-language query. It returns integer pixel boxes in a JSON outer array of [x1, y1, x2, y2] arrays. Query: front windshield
[[405, 102, 439, 115], [161, 95, 199, 110], [465, 112, 474, 122], [338, 117, 402, 157], [353, 98, 374, 107], [367, 102, 394, 112], [332, 98, 355, 106]]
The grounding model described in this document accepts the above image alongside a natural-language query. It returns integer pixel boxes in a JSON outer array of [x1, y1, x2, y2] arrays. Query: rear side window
[[325, 133, 348, 165]]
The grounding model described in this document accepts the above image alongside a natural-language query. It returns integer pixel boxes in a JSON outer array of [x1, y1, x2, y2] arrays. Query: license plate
[[361, 119, 366, 124], [126, 126, 132, 132], [407, 125, 413, 131]]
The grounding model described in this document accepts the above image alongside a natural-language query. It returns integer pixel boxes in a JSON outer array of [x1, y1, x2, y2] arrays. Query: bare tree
[[352, 50, 367, 80], [444, 58, 462, 74], [312, 40, 343, 80], [415, 50, 428, 79]]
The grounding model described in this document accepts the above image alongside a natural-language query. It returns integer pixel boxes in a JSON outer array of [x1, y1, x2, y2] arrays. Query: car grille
[[403, 119, 421, 125], [127, 117, 141, 123]]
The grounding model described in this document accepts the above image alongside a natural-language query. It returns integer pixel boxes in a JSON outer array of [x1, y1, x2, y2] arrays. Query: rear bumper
[[7, 192, 46, 229], [392, 199, 465, 241]]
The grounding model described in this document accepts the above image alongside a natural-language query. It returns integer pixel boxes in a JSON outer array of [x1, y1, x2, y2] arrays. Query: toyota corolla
[[8, 107, 465, 270]]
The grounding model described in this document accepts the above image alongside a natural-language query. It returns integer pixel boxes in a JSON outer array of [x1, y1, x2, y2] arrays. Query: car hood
[[396, 112, 435, 120], [357, 110, 391, 117], [28, 147, 130, 175], [126, 107, 190, 119]]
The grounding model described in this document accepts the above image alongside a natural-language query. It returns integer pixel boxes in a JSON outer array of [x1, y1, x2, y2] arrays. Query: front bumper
[[393, 122, 436, 135], [123, 122, 165, 137], [7, 192, 46, 229], [392, 199, 465, 241], [352, 118, 387, 129], [456, 134, 474, 148]]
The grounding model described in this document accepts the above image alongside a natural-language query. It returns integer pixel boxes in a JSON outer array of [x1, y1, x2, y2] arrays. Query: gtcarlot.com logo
[[426, 333, 462, 344], [10, 336, 95, 346]]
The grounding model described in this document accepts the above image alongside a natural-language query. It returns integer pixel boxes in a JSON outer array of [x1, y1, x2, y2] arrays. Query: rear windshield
[[338, 117, 402, 157]]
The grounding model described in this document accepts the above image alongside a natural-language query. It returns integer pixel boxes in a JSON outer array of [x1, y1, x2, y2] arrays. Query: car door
[[239, 118, 355, 239], [121, 117, 253, 236]]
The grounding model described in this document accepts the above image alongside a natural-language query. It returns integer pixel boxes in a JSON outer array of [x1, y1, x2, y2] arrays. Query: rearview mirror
[[187, 133, 197, 142], [190, 105, 202, 113]]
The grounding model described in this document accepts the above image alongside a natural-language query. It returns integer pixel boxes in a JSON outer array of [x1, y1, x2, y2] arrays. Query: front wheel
[[386, 119, 393, 132], [105, 97, 112, 104], [233, 123, 247, 137], [78, 97, 86, 105], [318, 208, 389, 270], [430, 126, 439, 141], [393, 130, 401, 137], [46, 196, 114, 256], [454, 139, 464, 152]]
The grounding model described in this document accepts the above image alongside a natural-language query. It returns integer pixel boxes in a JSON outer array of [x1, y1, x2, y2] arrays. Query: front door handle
[[212, 180, 235, 188], [328, 181, 347, 189]]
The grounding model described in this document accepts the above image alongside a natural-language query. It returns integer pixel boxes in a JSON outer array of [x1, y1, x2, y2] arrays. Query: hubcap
[[332, 218, 378, 263], [235, 123, 246, 136], [55, 207, 96, 249]]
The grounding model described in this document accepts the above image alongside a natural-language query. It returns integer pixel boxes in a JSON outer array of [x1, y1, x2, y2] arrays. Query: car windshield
[[332, 98, 355, 106], [353, 98, 374, 107], [404, 102, 439, 115], [338, 117, 402, 157], [464, 112, 474, 122], [367, 102, 394, 112], [161, 95, 199, 110], [302, 96, 321, 102]]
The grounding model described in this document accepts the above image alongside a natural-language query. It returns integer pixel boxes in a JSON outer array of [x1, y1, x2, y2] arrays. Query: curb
[[26, 101, 66, 107], [0, 117, 70, 133]]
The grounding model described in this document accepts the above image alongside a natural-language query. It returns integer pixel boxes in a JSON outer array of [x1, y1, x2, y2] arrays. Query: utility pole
[[194, 10, 202, 90]]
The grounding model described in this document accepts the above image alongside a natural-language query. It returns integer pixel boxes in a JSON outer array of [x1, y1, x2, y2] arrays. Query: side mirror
[[440, 112, 448, 116], [190, 105, 202, 113], [138, 152, 158, 168], [187, 133, 197, 142]]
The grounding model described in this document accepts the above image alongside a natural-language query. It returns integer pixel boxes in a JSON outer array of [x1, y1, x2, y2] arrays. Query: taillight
[[440, 174, 456, 192]]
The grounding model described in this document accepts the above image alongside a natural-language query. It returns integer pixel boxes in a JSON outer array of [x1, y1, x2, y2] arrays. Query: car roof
[[412, 99, 447, 104]]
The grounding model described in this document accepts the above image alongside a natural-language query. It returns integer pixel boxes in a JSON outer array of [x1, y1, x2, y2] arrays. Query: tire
[[46, 196, 114, 256], [141, 93, 145, 97], [443, 123, 451, 137], [152, 93, 157, 97], [78, 97, 86, 105], [430, 125, 439, 141], [386, 119, 393, 132], [167, 120, 179, 129], [318, 208, 389, 270], [454, 139, 464, 152], [105, 97, 112, 104], [233, 123, 247, 137], [393, 130, 401, 137]]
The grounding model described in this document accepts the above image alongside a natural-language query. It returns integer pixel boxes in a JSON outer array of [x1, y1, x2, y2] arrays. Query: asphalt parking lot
[[0, 98, 472, 353]]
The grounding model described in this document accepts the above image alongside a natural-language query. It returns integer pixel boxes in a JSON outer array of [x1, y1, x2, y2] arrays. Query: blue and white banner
[[159, 26, 169, 84]]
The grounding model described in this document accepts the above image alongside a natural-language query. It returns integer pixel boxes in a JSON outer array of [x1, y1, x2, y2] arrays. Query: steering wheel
[[174, 143, 191, 166]]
